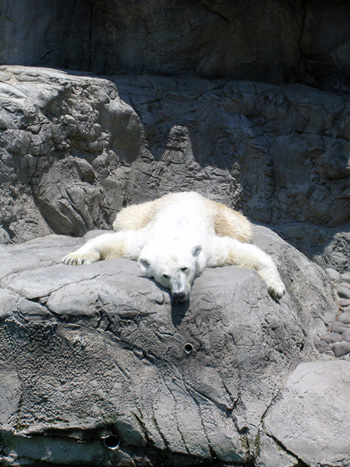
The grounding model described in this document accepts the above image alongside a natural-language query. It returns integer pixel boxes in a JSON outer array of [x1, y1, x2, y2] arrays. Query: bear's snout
[[172, 291, 187, 303]]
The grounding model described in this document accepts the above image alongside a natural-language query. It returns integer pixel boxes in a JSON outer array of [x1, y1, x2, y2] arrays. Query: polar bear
[[63, 192, 285, 302]]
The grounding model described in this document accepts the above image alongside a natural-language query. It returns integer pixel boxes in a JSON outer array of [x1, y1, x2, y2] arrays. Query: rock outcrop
[[1, 66, 349, 272], [1, 226, 347, 466]]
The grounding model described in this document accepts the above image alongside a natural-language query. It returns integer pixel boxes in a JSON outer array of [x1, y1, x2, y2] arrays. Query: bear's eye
[[162, 273, 170, 280], [181, 267, 189, 273]]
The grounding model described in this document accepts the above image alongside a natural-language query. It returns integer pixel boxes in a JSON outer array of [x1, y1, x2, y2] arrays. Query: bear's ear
[[138, 257, 152, 276], [191, 245, 202, 258]]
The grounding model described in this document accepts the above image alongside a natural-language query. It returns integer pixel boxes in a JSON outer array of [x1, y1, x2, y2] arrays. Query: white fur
[[63, 192, 285, 300]]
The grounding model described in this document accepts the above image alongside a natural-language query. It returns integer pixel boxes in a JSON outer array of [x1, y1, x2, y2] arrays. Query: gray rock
[[340, 298, 350, 308], [342, 330, 350, 343], [264, 361, 350, 467], [314, 339, 332, 354], [325, 268, 341, 282], [320, 332, 344, 344], [0, 1, 349, 91], [341, 272, 350, 284], [274, 223, 350, 274], [255, 432, 298, 467], [332, 342, 350, 358], [339, 312, 350, 324], [0, 226, 339, 466], [336, 286, 350, 300], [330, 322, 349, 334], [0, 65, 350, 273]]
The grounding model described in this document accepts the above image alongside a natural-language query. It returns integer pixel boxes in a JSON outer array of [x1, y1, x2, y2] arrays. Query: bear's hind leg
[[213, 202, 253, 243], [113, 200, 159, 231]]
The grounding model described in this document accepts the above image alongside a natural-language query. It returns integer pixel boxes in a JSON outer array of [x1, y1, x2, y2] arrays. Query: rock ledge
[[1, 226, 348, 466]]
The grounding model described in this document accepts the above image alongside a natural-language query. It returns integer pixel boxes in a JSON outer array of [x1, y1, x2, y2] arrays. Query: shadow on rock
[[171, 299, 190, 327]]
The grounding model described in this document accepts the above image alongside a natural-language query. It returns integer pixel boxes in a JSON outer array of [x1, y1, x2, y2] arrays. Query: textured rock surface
[[0, 226, 341, 466], [1, 3, 350, 464], [1, 65, 349, 272], [1, 0, 350, 91], [264, 361, 350, 467]]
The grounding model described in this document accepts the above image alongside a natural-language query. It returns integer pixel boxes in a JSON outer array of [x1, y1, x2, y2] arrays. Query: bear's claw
[[267, 280, 286, 300], [62, 250, 100, 266]]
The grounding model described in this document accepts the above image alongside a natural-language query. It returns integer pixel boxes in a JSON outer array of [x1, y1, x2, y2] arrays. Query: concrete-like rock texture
[[264, 361, 350, 467], [0, 226, 344, 466]]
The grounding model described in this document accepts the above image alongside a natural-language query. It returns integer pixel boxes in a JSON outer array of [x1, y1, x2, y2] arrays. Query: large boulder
[[0, 225, 344, 466], [0, 66, 349, 271], [0, 66, 143, 243], [264, 360, 350, 467]]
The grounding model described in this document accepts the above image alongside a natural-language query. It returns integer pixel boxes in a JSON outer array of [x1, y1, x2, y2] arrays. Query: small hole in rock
[[103, 435, 120, 450], [184, 343, 193, 354]]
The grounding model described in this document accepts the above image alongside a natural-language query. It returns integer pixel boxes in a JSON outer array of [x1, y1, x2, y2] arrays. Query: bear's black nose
[[172, 292, 186, 303]]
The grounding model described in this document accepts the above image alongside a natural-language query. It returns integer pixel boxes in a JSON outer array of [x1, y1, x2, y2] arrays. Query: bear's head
[[138, 242, 203, 303]]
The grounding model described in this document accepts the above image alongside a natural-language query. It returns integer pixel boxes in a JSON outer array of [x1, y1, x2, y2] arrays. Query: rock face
[[264, 361, 350, 467], [1, 66, 350, 272], [0, 226, 345, 466], [1, 0, 350, 91]]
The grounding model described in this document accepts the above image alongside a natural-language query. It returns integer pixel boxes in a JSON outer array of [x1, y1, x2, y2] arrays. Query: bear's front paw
[[62, 249, 100, 266], [267, 278, 285, 300]]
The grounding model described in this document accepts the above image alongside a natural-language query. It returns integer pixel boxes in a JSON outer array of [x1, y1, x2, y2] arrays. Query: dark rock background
[[1, 0, 350, 92]]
